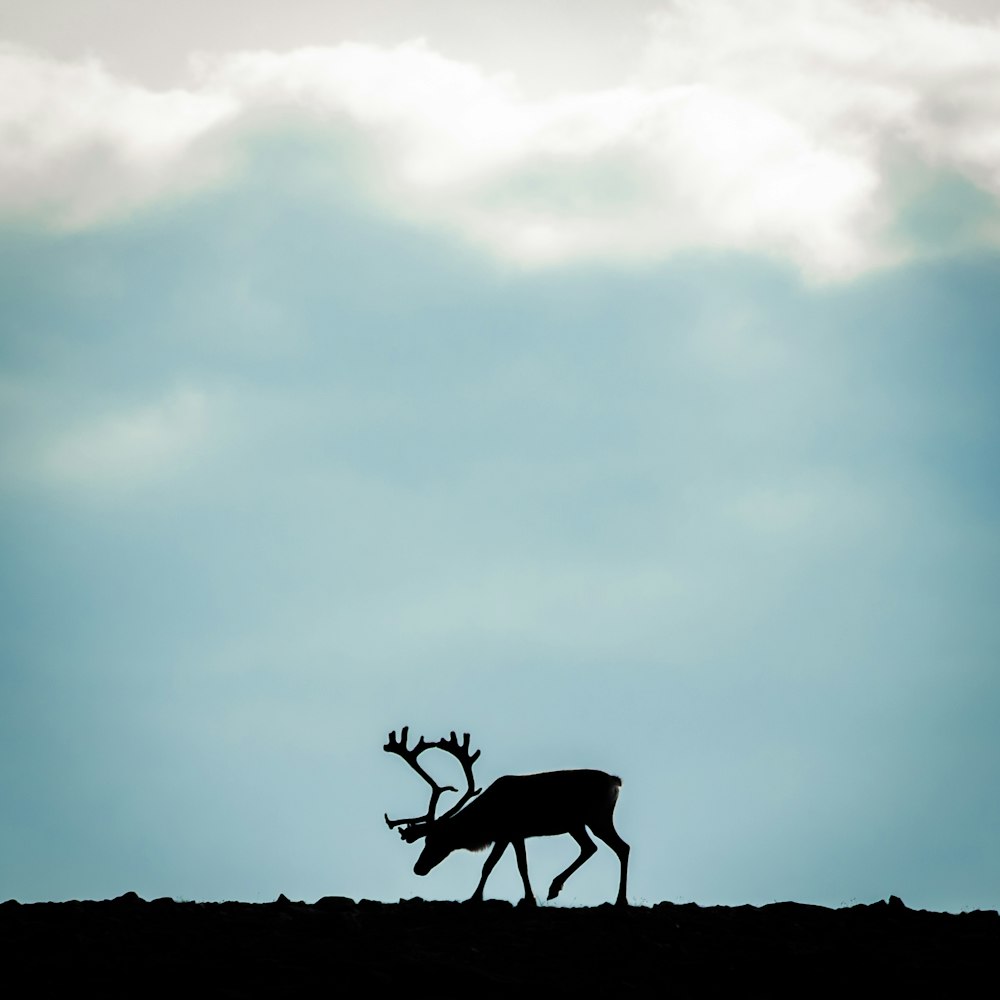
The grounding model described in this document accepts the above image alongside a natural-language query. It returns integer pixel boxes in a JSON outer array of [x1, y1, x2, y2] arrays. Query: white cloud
[[3, 0, 1000, 278], [0, 43, 237, 224], [641, 1, 1000, 196]]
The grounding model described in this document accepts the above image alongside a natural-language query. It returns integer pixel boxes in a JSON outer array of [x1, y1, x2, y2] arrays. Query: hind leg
[[547, 826, 597, 901], [589, 816, 630, 906]]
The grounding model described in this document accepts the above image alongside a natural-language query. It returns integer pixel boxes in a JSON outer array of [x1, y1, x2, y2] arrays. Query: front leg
[[512, 838, 536, 907], [469, 841, 507, 901]]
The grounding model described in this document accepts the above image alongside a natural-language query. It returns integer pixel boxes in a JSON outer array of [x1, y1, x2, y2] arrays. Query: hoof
[[517, 896, 537, 908], [547, 882, 562, 901]]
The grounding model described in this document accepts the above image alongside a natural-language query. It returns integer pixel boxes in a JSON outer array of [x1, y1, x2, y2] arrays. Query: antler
[[436, 731, 482, 821], [383, 727, 482, 841], [383, 727, 457, 836]]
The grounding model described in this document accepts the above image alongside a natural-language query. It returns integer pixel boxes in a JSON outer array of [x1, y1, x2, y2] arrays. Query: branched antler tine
[[383, 727, 410, 754], [436, 730, 483, 821], [383, 726, 457, 831]]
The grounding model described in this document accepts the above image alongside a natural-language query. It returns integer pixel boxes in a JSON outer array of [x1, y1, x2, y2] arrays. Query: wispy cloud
[[3, 0, 1000, 278], [35, 385, 219, 493]]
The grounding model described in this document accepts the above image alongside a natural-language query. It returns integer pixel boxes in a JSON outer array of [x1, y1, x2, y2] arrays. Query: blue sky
[[1, 0, 999, 910]]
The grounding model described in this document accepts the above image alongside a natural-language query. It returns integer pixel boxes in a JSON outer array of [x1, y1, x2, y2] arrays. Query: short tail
[[609, 774, 622, 803]]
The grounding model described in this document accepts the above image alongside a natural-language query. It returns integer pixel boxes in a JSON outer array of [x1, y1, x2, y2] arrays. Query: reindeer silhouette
[[384, 728, 629, 906]]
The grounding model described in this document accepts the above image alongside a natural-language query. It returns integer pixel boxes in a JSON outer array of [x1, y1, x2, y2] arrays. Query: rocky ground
[[3, 893, 997, 995]]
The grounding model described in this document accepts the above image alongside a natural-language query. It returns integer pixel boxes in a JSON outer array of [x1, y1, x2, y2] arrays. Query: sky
[[1, 0, 998, 911]]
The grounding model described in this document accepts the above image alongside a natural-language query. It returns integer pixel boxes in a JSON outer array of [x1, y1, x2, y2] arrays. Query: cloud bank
[[3, 0, 1000, 279]]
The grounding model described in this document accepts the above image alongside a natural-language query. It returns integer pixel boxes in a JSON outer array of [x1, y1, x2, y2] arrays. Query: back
[[460, 768, 621, 840]]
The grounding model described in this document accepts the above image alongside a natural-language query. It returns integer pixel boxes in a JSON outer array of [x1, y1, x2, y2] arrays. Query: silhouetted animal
[[384, 729, 629, 906]]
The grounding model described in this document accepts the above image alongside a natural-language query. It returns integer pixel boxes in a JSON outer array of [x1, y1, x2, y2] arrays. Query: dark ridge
[[3, 895, 996, 994]]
